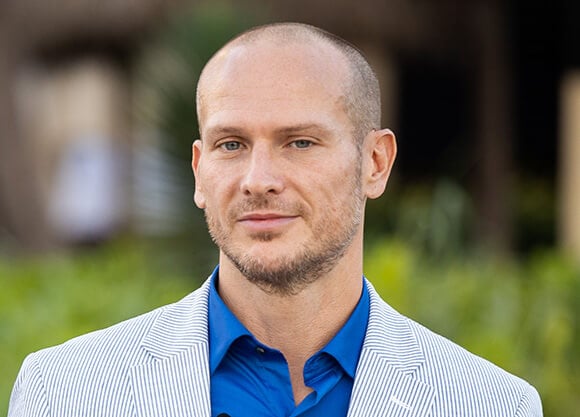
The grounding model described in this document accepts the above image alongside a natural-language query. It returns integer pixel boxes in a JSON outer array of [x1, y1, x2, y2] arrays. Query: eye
[[220, 141, 242, 151], [291, 139, 313, 149]]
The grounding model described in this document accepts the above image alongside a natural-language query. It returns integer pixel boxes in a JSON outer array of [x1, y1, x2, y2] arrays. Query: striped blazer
[[9, 278, 542, 417]]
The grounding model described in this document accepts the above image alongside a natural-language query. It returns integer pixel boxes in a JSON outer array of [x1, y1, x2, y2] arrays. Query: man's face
[[193, 41, 366, 294]]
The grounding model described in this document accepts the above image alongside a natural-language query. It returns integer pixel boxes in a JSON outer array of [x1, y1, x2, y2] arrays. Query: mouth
[[238, 212, 299, 231]]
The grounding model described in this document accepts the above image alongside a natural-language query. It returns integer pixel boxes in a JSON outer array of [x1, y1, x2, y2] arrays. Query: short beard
[[223, 219, 359, 296], [204, 160, 363, 296]]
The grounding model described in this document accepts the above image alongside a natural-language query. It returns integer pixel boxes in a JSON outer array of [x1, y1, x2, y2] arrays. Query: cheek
[[307, 173, 348, 208], [327, 165, 362, 206], [197, 173, 237, 214]]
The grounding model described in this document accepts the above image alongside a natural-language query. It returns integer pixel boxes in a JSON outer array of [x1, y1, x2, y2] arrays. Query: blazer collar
[[362, 279, 426, 372], [140, 278, 211, 358], [130, 277, 435, 417], [131, 278, 213, 417], [135, 277, 425, 366], [347, 279, 435, 417]]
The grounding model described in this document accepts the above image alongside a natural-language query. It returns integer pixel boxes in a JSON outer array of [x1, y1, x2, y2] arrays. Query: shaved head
[[196, 22, 381, 145], [192, 23, 397, 296]]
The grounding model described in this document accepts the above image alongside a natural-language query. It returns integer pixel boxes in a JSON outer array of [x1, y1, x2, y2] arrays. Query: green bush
[[365, 239, 580, 417], [0, 242, 199, 414], [2, 239, 578, 415]]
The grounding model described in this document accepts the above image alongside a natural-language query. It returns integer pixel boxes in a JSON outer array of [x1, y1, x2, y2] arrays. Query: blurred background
[[1, 0, 579, 415]]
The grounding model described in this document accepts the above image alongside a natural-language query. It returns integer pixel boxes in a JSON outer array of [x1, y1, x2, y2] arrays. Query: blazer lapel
[[129, 278, 436, 417], [131, 279, 212, 417], [347, 281, 436, 417]]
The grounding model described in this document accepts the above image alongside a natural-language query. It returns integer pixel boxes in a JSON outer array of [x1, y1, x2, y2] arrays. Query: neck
[[216, 240, 364, 404], [217, 246, 363, 357], [217, 246, 363, 405]]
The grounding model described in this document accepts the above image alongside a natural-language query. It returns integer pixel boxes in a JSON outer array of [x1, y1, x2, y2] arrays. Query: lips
[[238, 212, 299, 231], [239, 212, 295, 221]]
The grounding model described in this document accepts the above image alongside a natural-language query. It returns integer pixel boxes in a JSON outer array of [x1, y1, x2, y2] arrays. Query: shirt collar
[[319, 278, 369, 378], [208, 265, 370, 378], [208, 266, 252, 375]]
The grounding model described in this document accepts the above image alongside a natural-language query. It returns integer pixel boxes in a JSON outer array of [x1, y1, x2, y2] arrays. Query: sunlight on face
[[194, 40, 365, 295]]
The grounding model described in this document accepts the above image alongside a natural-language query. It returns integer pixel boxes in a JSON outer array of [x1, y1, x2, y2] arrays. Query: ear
[[363, 128, 397, 199], [191, 140, 206, 209]]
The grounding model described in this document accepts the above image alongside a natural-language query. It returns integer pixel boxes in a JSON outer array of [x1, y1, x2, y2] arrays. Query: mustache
[[228, 196, 305, 220]]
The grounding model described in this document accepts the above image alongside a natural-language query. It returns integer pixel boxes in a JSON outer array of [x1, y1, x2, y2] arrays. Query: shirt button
[[256, 346, 265, 354]]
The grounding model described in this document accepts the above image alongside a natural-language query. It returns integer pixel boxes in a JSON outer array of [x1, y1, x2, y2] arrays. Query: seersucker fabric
[[9, 277, 542, 417]]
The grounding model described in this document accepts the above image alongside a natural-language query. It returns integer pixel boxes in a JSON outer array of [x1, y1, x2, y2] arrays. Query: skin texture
[[192, 29, 397, 404]]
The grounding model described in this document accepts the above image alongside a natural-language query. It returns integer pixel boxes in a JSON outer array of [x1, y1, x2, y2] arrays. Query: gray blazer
[[9, 279, 542, 416]]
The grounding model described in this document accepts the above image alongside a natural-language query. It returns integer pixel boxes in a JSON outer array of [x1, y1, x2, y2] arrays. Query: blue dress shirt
[[208, 267, 370, 417]]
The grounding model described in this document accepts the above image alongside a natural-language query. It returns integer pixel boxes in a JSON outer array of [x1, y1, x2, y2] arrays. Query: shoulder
[[408, 316, 542, 416], [32, 282, 207, 366], [408, 314, 537, 390], [363, 280, 542, 416], [8, 281, 210, 416]]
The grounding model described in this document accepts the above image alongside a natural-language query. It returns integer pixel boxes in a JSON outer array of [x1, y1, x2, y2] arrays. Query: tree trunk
[[559, 72, 580, 261], [474, 2, 515, 254], [0, 49, 54, 250]]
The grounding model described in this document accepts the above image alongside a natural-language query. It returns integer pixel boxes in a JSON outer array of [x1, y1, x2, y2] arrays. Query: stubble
[[204, 163, 364, 296]]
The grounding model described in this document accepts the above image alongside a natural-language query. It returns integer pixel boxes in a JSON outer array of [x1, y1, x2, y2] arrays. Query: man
[[9, 23, 542, 417]]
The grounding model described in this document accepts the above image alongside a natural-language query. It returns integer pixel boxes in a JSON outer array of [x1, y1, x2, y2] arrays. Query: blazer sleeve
[[8, 353, 51, 417], [514, 383, 543, 417]]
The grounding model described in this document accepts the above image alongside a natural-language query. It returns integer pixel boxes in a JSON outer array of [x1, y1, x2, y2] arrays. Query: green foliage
[[365, 178, 474, 259], [514, 177, 557, 251], [365, 239, 580, 416], [131, 3, 268, 261], [0, 242, 199, 415], [137, 3, 266, 163], [2, 240, 577, 415]]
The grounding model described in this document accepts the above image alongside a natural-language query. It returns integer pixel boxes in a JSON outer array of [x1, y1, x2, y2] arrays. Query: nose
[[240, 144, 284, 196]]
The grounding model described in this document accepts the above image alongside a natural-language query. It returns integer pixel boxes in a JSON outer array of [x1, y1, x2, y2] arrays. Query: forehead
[[198, 40, 351, 133]]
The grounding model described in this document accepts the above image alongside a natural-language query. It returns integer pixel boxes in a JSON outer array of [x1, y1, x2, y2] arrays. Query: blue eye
[[292, 139, 312, 149], [221, 141, 241, 151]]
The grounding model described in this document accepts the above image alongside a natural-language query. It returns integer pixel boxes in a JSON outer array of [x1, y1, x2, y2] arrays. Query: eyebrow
[[203, 126, 245, 139], [274, 123, 334, 136], [203, 123, 334, 140]]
